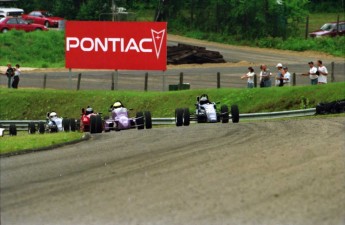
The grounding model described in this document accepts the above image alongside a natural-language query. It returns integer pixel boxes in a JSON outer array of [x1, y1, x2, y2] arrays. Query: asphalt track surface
[[0, 34, 344, 90], [1, 118, 345, 225]]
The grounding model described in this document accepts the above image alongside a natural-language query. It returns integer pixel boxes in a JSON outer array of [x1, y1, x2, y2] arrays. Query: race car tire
[[183, 108, 190, 126], [217, 113, 221, 122], [9, 124, 17, 136], [136, 112, 144, 130], [221, 105, 229, 123], [38, 122, 45, 134], [144, 111, 152, 129], [231, 105, 240, 123], [28, 122, 36, 134], [76, 119, 81, 131], [175, 108, 183, 126], [63, 118, 70, 132], [90, 115, 97, 133], [70, 118, 76, 132], [95, 115, 103, 133]]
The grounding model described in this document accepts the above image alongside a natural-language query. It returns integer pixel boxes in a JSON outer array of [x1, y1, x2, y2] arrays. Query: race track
[[1, 118, 344, 225]]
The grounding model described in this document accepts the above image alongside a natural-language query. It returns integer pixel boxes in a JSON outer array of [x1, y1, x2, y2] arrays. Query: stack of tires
[[135, 111, 152, 130]]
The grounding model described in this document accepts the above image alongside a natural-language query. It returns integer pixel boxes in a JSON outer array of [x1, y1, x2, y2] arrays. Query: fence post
[[292, 73, 296, 86], [77, 73, 81, 90], [331, 62, 335, 82], [179, 72, 183, 90], [114, 70, 119, 90], [68, 68, 72, 90], [217, 72, 220, 88], [144, 72, 149, 91], [43, 74, 47, 89], [254, 74, 257, 88], [162, 71, 166, 92], [111, 72, 115, 90]]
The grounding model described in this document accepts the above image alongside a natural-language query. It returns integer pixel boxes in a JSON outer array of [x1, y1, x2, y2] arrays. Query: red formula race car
[[80, 106, 103, 133]]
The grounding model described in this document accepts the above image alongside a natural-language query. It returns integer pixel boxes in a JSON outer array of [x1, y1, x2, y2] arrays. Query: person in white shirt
[[301, 61, 318, 85], [282, 66, 291, 86], [241, 67, 255, 88], [317, 60, 328, 84], [12, 64, 21, 89]]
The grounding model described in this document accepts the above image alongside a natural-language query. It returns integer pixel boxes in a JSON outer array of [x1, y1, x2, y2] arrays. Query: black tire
[[50, 126, 58, 133], [183, 108, 190, 126], [76, 119, 81, 131], [2, 28, 9, 33], [9, 124, 17, 136], [28, 122, 36, 134], [144, 111, 152, 129], [231, 105, 240, 123], [63, 118, 70, 132], [221, 105, 229, 123], [90, 115, 97, 133], [44, 21, 49, 27], [95, 115, 103, 133], [38, 122, 45, 134], [136, 112, 144, 130], [70, 118, 76, 132], [175, 108, 183, 126]]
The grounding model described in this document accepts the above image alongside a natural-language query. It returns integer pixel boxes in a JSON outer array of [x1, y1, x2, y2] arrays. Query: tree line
[[8, 0, 344, 39]]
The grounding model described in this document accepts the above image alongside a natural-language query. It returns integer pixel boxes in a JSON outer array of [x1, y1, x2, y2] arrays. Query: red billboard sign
[[65, 21, 167, 70]]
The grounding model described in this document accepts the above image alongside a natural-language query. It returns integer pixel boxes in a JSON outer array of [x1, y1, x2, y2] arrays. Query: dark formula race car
[[175, 94, 239, 126]]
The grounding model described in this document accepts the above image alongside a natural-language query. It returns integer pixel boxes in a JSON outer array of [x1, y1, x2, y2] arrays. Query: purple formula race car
[[103, 101, 152, 132]]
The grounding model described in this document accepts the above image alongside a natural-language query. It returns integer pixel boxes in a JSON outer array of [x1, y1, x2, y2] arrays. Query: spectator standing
[[5, 64, 14, 88], [241, 67, 255, 88], [301, 61, 318, 85], [282, 66, 291, 86], [275, 63, 285, 87], [317, 60, 328, 84], [260, 64, 272, 87], [12, 64, 21, 89]]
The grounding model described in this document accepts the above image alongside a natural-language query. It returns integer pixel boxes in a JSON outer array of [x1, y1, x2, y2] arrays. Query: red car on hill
[[22, 10, 64, 28], [0, 17, 48, 33]]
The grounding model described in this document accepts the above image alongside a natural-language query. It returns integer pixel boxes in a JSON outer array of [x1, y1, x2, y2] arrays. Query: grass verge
[[1, 82, 345, 120], [0, 132, 84, 155]]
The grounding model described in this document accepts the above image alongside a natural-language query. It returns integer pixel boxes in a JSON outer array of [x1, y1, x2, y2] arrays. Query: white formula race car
[[175, 94, 239, 126]]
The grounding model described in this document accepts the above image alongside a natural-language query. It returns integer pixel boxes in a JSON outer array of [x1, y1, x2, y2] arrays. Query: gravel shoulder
[[1, 117, 344, 225]]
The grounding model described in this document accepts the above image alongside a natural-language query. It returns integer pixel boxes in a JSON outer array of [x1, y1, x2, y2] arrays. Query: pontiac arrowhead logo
[[151, 29, 165, 59]]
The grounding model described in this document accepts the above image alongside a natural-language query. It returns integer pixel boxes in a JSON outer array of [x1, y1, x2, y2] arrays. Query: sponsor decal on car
[[65, 21, 167, 70]]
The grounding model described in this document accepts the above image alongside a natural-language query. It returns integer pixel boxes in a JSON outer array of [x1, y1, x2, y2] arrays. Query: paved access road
[[1, 34, 344, 90], [1, 118, 344, 225]]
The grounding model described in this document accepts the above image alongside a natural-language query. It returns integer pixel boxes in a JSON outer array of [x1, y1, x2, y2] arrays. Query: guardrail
[[0, 108, 316, 131]]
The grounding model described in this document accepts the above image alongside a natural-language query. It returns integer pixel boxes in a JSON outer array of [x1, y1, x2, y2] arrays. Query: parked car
[[0, 17, 48, 33], [22, 10, 64, 28], [0, 7, 24, 18], [309, 21, 345, 38]]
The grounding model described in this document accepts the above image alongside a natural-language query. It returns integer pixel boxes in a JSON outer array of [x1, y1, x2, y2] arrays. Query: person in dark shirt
[[5, 64, 14, 88]]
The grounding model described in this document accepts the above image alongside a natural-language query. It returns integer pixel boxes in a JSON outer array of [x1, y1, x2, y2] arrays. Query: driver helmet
[[49, 112, 57, 119], [113, 101, 123, 109], [199, 96, 208, 105], [85, 107, 93, 115]]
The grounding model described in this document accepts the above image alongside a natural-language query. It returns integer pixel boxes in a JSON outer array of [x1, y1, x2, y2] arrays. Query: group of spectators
[[301, 60, 328, 85], [4, 64, 21, 89], [241, 60, 328, 88]]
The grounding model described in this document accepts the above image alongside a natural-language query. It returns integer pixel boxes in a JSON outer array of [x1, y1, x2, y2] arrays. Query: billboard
[[65, 21, 167, 70]]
